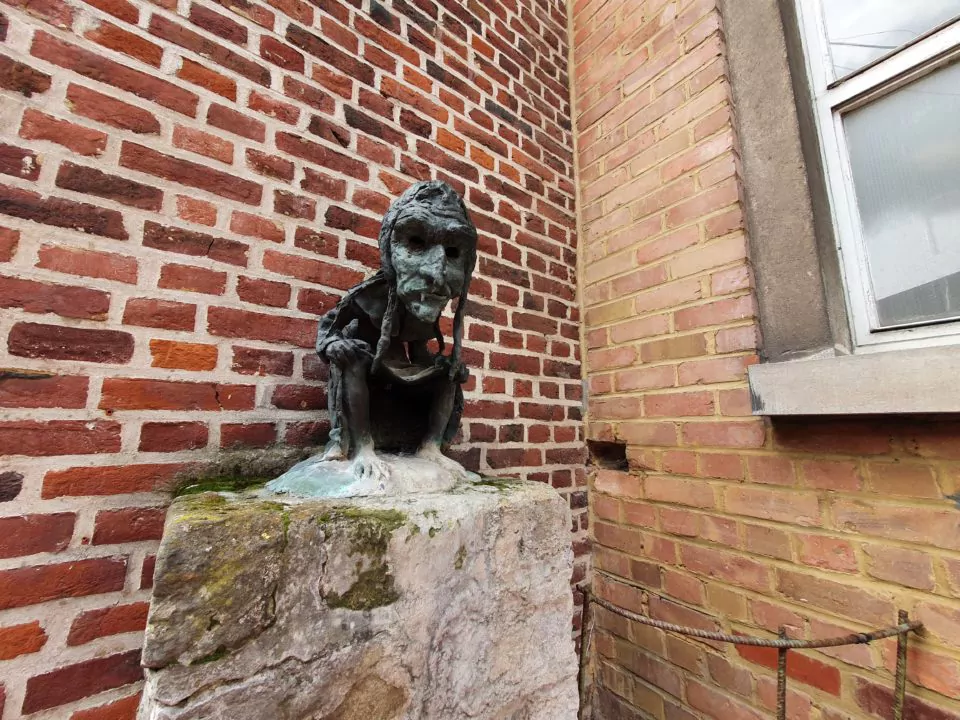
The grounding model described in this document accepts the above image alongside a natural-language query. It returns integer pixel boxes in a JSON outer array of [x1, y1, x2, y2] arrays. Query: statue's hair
[[372, 181, 477, 373]]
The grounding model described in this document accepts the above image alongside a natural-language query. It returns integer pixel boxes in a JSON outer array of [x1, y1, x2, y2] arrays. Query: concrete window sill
[[748, 346, 960, 415]]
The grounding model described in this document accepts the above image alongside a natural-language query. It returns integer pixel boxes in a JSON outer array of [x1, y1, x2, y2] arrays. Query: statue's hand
[[325, 338, 373, 367], [434, 354, 469, 383]]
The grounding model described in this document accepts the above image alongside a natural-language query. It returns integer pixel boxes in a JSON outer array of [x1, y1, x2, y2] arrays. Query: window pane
[[844, 61, 960, 328], [823, 0, 960, 78]]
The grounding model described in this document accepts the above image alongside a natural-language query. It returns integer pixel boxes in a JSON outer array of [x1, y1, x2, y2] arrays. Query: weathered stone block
[[139, 480, 579, 719]]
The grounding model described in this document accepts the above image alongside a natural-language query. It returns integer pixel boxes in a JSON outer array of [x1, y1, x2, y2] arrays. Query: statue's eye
[[409, 236, 425, 249], [445, 246, 460, 259]]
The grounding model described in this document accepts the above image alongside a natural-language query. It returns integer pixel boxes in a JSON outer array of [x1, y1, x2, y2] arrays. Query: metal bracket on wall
[[577, 585, 923, 720]]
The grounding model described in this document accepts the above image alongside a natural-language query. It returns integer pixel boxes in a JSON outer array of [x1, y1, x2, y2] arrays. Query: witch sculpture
[[268, 181, 478, 496]]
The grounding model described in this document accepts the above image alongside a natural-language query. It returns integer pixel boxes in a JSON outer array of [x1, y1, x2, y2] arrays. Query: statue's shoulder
[[334, 272, 390, 321]]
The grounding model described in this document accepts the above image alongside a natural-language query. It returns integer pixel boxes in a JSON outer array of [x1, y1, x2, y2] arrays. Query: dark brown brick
[[8, 322, 134, 363], [0, 184, 128, 239], [56, 162, 163, 211], [22, 650, 141, 713]]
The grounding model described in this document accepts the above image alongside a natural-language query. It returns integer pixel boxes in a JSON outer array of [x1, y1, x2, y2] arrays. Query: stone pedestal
[[138, 479, 579, 720]]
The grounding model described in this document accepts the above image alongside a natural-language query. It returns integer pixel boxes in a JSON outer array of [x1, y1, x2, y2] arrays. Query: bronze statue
[[305, 180, 477, 488]]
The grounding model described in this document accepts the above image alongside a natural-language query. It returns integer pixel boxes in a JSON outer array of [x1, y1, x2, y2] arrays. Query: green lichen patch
[[174, 476, 269, 498], [190, 646, 228, 666], [318, 506, 407, 611], [325, 563, 399, 611], [471, 478, 524, 492], [454, 545, 466, 570]]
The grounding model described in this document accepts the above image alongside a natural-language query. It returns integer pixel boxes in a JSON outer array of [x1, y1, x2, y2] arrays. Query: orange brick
[[646, 391, 714, 417], [149, 339, 217, 371], [641, 333, 706, 362], [724, 485, 820, 525], [796, 534, 857, 573]]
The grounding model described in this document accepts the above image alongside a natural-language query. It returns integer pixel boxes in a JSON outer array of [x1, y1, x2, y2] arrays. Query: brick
[[158, 263, 227, 295], [123, 297, 195, 331], [276, 132, 369, 181], [864, 544, 935, 590], [101, 379, 254, 411], [737, 643, 841, 696], [682, 420, 765, 449], [0, 471, 23, 502], [286, 24, 374, 86], [208, 307, 315, 347], [866, 461, 941, 498], [800, 459, 862, 491], [190, 2, 246, 43], [231, 211, 284, 242], [237, 276, 291, 307], [66, 84, 160, 134], [67, 601, 149, 645], [32, 32, 198, 115], [0, 621, 47, 661], [276, 189, 316, 219], [8, 322, 134, 363], [0, 419, 121, 456], [640, 333, 706, 362], [22, 650, 142, 714], [232, 346, 294, 376], [150, 339, 217, 370], [43, 463, 191, 497], [37, 245, 138, 284], [0, 556, 126, 611], [745, 455, 794, 486], [0, 53, 52, 97], [0, 373, 88, 408], [778, 569, 895, 626], [173, 123, 234, 161], [150, 15, 269, 85], [20, 109, 107, 156], [93, 507, 165, 544], [0, 184, 128, 239], [70, 693, 141, 720], [249, 91, 299, 124], [143, 221, 249, 266], [85, 20, 163, 66], [177, 195, 217, 226], [140, 421, 208, 451], [0, 513, 75, 558], [260, 35, 304, 71], [645, 475, 714, 508], [272, 384, 325, 410], [0, 226, 17, 262], [646, 391, 714, 417], [221, 422, 276, 448], [724, 486, 820, 525], [263, 249, 363, 289], [833, 499, 960, 551], [797, 534, 857, 573], [120, 142, 261, 204]]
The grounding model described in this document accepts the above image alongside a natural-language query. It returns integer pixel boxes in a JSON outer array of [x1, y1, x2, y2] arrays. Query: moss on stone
[[325, 563, 399, 611], [174, 476, 269, 498], [454, 545, 466, 570], [318, 506, 407, 611], [471, 478, 524, 492], [189, 646, 229, 665]]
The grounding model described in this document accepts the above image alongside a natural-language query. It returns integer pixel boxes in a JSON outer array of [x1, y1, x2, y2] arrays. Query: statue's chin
[[408, 301, 443, 323]]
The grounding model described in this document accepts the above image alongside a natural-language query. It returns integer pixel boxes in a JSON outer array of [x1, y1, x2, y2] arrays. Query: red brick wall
[[573, 1, 960, 719], [0, 0, 584, 715]]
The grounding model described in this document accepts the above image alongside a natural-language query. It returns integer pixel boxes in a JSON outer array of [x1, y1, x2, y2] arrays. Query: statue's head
[[378, 181, 478, 324]]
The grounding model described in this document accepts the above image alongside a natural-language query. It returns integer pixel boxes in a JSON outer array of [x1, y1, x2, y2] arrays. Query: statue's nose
[[422, 247, 446, 290]]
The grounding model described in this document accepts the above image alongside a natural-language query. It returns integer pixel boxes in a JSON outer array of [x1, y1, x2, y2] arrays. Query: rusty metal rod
[[776, 628, 788, 720], [577, 587, 594, 720], [588, 595, 922, 649], [894, 610, 909, 720]]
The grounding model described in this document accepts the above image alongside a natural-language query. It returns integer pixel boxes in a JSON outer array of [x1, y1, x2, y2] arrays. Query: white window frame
[[795, 0, 960, 353]]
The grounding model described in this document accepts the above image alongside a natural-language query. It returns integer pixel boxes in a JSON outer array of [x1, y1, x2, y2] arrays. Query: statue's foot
[[416, 444, 470, 481], [351, 447, 390, 486]]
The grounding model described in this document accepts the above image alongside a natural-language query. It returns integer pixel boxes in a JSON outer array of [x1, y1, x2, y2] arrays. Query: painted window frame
[[794, 0, 960, 353]]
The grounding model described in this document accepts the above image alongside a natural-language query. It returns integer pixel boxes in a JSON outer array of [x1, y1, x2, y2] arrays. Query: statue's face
[[391, 208, 473, 324]]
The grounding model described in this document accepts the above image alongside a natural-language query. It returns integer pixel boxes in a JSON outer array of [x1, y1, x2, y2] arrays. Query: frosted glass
[[823, 0, 960, 78], [844, 61, 960, 328]]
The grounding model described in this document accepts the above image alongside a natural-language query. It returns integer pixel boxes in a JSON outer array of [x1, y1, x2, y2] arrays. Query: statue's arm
[[315, 302, 355, 361]]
